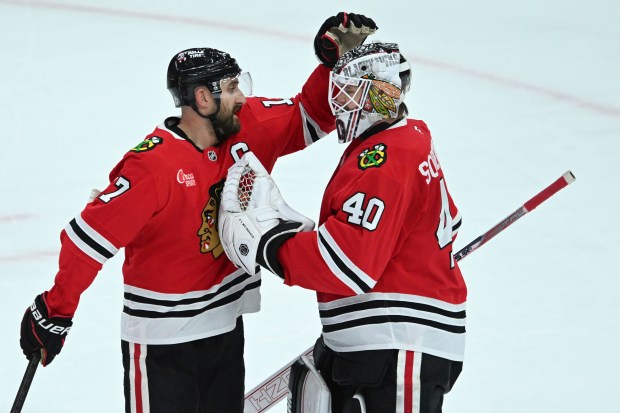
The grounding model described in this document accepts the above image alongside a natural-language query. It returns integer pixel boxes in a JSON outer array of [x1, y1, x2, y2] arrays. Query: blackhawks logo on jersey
[[358, 143, 387, 170], [197, 180, 225, 259], [131, 136, 163, 153]]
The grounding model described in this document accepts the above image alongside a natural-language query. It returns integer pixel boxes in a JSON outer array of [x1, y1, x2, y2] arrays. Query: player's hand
[[218, 152, 314, 277], [314, 12, 378, 68], [20, 293, 73, 366]]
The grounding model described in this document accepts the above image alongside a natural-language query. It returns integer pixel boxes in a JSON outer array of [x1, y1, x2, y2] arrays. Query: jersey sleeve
[[243, 65, 335, 167], [45, 155, 162, 317], [278, 172, 410, 296]]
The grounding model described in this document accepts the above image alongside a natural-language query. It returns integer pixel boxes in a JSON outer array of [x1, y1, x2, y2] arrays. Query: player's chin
[[228, 116, 242, 134]]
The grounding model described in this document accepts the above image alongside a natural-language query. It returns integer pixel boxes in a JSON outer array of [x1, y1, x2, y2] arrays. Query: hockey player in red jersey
[[18, 13, 378, 413], [219, 42, 466, 413]]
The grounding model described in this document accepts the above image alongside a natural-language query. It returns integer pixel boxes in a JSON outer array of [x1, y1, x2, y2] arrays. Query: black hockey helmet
[[167, 48, 242, 107]]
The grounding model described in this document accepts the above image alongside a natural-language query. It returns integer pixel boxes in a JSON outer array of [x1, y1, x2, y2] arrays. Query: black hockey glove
[[20, 293, 73, 366], [314, 12, 378, 68], [256, 220, 305, 279]]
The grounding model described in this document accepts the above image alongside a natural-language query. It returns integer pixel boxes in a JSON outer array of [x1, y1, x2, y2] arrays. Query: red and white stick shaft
[[453, 171, 575, 261]]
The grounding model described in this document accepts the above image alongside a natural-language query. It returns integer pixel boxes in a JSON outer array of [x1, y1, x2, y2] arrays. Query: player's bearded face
[[215, 97, 243, 136], [214, 76, 248, 137]]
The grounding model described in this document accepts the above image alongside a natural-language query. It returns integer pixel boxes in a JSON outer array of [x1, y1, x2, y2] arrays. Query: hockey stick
[[453, 170, 576, 261], [245, 347, 314, 412], [10, 352, 41, 413], [243, 170, 576, 413]]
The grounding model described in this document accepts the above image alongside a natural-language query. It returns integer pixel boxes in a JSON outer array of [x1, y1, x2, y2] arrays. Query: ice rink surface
[[1, 0, 619, 411]]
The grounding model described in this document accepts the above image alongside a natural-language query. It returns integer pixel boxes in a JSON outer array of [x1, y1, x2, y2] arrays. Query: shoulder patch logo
[[358, 143, 387, 170], [131, 136, 163, 153]]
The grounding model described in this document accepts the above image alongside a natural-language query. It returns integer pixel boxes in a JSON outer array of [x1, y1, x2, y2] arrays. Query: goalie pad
[[218, 152, 315, 275], [288, 356, 331, 413]]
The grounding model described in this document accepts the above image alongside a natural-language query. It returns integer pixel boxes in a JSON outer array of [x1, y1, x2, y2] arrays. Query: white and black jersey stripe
[[317, 225, 377, 295], [319, 292, 466, 361], [121, 268, 261, 344], [452, 212, 462, 236], [299, 102, 329, 146], [65, 215, 119, 264]]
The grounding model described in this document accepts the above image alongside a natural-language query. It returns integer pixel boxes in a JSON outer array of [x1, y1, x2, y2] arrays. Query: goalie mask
[[330, 42, 411, 143]]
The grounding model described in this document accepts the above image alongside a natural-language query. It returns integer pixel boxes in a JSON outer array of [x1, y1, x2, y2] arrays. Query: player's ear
[[194, 86, 215, 112]]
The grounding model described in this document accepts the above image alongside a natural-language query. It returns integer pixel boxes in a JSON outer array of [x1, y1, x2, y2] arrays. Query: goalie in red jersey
[[220, 42, 466, 413]]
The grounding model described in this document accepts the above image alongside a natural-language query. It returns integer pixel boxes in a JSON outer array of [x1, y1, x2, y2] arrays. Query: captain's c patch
[[358, 143, 387, 170]]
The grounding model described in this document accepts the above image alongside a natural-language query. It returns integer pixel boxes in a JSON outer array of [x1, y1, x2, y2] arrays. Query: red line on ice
[[0, 251, 57, 261], [1, 0, 619, 118], [0, 0, 308, 41], [0, 213, 35, 222]]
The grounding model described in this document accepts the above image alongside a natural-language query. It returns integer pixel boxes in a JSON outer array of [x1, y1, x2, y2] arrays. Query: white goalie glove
[[218, 152, 315, 276]]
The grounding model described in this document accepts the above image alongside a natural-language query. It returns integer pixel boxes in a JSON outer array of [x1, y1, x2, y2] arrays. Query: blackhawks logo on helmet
[[358, 143, 387, 170], [131, 136, 163, 153], [367, 80, 401, 118]]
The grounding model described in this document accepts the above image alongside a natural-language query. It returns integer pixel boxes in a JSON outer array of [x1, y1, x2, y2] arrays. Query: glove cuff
[[257, 220, 302, 278]]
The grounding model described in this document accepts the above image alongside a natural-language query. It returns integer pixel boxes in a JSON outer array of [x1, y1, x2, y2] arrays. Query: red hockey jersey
[[278, 118, 467, 361], [45, 65, 334, 345]]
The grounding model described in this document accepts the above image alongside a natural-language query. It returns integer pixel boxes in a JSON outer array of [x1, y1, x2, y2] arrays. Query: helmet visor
[[217, 72, 253, 97]]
